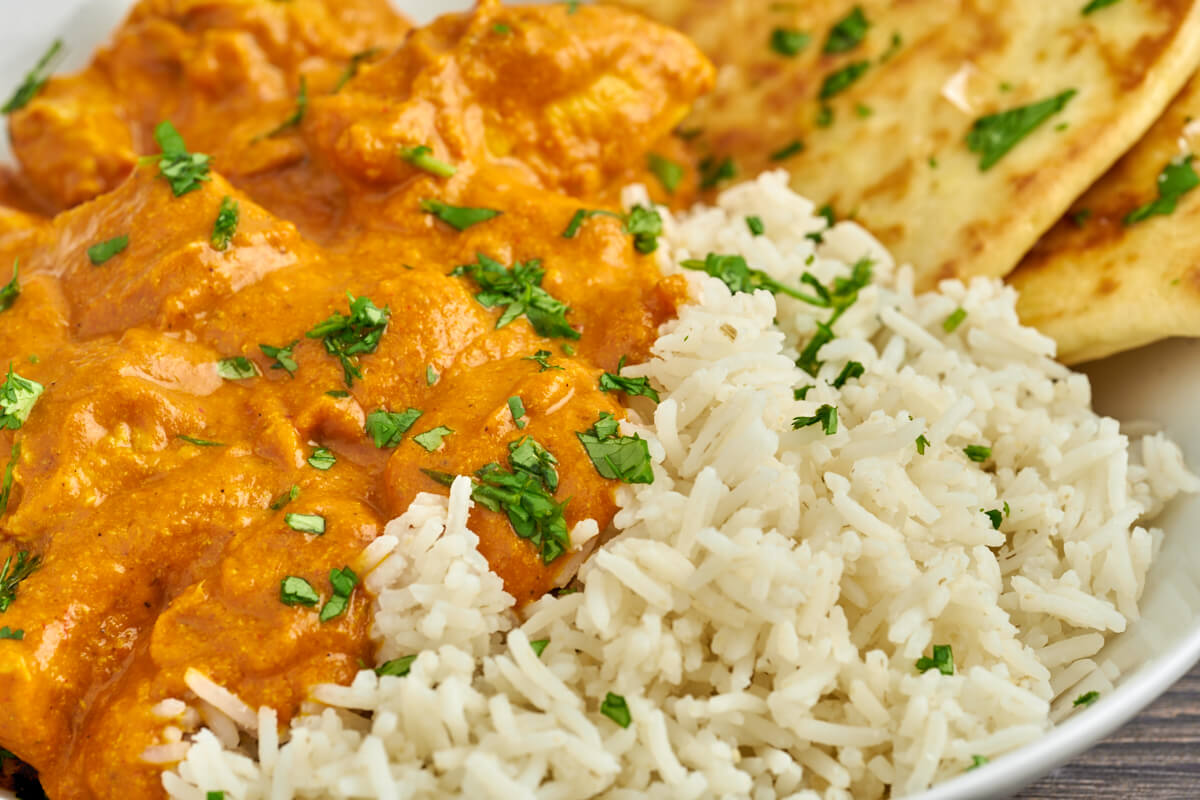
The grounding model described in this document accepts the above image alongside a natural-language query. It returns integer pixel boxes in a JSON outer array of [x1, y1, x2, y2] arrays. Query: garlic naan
[[1012, 73, 1200, 364], [610, 0, 1200, 288]]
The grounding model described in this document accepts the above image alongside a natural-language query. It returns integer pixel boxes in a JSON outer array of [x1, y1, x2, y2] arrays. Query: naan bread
[[609, 0, 1200, 288], [1011, 73, 1200, 364]]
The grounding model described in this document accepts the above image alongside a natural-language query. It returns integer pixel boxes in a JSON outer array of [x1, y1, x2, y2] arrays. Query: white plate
[[1, 4, 1198, 799]]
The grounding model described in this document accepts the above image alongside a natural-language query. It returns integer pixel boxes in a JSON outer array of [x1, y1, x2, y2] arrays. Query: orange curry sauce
[[0, 1, 713, 796]]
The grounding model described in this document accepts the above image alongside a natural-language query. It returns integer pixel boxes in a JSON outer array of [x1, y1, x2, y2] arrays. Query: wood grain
[[1016, 663, 1200, 798]]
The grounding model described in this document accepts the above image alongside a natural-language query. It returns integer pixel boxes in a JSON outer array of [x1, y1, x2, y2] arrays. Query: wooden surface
[[1015, 662, 1200, 798]]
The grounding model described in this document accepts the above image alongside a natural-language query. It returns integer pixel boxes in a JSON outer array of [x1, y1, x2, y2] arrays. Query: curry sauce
[[0, 1, 714, 797]]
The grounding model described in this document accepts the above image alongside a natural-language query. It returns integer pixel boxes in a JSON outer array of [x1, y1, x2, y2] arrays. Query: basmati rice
[[162, 171, 1198, 799]]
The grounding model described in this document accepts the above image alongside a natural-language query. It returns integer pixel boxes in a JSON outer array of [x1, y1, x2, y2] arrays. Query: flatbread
[[1011, 73, 1200, 364], [609, 0, 1200, 288]]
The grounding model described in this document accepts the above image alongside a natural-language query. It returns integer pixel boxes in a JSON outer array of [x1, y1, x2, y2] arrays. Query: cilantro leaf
[[0, 626, 23, 640], [647, 153, 684, 194], [1124, 155, 1200, 226], [508, 435, 559, 492], [211, 196, 239, 251], [280, 576, 319, 606], [1074, 690, 1100, 707], [0, 364, 43, 430], [792, 404, 838, 434], [770, 28, 810, 57], [259, 340, 299, 376], [916, 434, 930, 454], [916, 644, 954, 675], [375, 655, 416, 677], [177, 435, 224, 447], [966, 90, 1076, 171], [307, 447, 336, 471], [819, 61, 870, 100], [561, 208, 623, 239], [333, 48, 380, 93], [524, 350, 563, 371], [0, 443, 18, 518], [413, 425, 454, 452], [943, 308, 967, 333], [152, 121, 211, 197], [306, 293, 390, 387], [2, 39, 64, 113], [1082, 0, 1120, 13], [216, 356, 259, 380], [471, 459, 569, 564], [319, 565, 357, 622], [270, 485, 300, 511], [0, 549, 41, 612], [577, 412, 653, 484], [420, 199, 502, 231], [964, 444, 992, 463], [285, 512, 325, 534], [601, 692, 632, 727], [0, 260, 18, 313], [968, 755, 989, 770], [770, 140, 805, 161], [599, 357, 660, 402], [365, 408, 423, 448], [87, 235, 129, 266], [746, 215, 765, 236], [508, 396, 527, 429], [530, 638, 549, 657], [623, 205, 663, 254], [831, 361, 864, 389], [824, 6, 869, 53], [699, 156, 736, 189], [983, 508, 1003, 529], [451, 252, 580, 339]]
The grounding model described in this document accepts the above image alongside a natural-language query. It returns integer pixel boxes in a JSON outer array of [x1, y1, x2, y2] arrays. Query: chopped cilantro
[[365, 408, 423, 448], [525, 350, 563, 372], [824, 7, 869, 53], [270, 484, 300, 511], [794, 385, 814, 400], [1070, 208, 1092, 227], [530, 638, 550, 657], [152, 121, 211, 197], [831, 361, 864, 389], [1074, 690, 1100, 707], [420, 198, 502, 231], [319, 565, 358, 622], [216, 356, 259, 380], [624, 205, 663, 254], [968, 755, 988, 770], [792, 403, 838, 434], [746, 215, 765, 236], [599, 357, 660, 402], [2, 39, 64, 113], [285, 512, 326, 535], [916, 644, 954, 675], [880, 31, 902, 61], [256, 75, 308, 140], [451, 252, 580, 339], [492, 22, 512, 35], [307, 447, 336, 470], [797, 321, 834, 377], [561, 208, 623, 239], [577, 412, 654, 484], [0, 626, 22, 640], [426, 365, 438, 386], [984, 508, 1003, 529], [508, 396, 527, 429], [1082, 0, 1120, 13], [964, 444, 992, 463], [0, 364, 43, 429], [561, 343, 576, 356], [647, 153, 684, 194], [280, 576, 319, 607], [332, 48, 379, 93], [916, 434, 930, 454], [770, 140, 805, 161], [1124, 155, 1199, 226], [855, 103, 873, 118], [0, 443, 18, 518], [470, 441, 569, 563], [0, 260, 18, 313], [177, 434, 223, 447], [817, 203, 837, 228], [0, 549, 41, 612], [87, 235, 129, 266], [399, 145, 458, 178], [306, 293, 390, 386], [211, 196, 239, 251], [770, 28, 810, 57], [943, 307, 967, 333], [816, 105, 834, 127], [966, 90, 1076, 170], [699, 156, 736, 189], [413, 425, 454, 452], [259, 340, 299, 376], [376, 654, 417, 677], [819, 61, 870, 100], [326, 389, 350, 398], [600, 692, 632, 727]]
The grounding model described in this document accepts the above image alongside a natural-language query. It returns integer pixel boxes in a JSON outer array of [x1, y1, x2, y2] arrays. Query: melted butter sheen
[[0, 1, 713, 797]]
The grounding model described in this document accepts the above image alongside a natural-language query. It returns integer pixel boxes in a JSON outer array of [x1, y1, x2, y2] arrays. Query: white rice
[[161, 172, 1198, 799]]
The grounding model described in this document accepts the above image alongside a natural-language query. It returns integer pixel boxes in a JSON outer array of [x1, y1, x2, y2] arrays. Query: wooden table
[[1015, 663, 1200, 798]]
